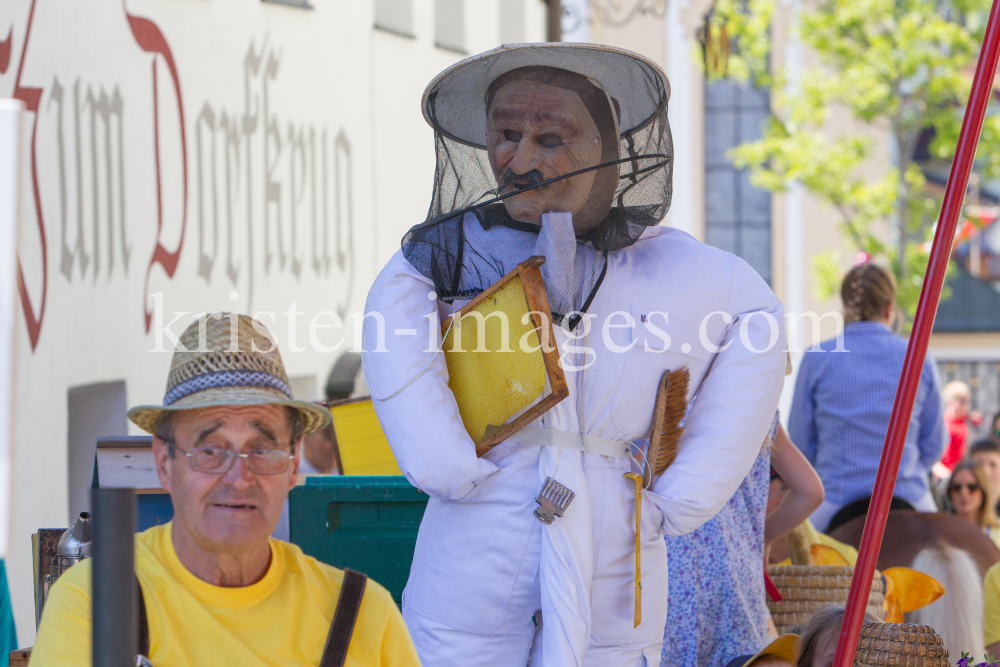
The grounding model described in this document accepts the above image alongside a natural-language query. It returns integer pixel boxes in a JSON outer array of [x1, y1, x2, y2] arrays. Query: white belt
[[510, 426, 633, 459]]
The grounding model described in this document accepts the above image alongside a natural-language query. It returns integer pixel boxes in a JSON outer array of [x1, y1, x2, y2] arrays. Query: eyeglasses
[[179, 446, 294, 475], [949, 483, 982, 495]]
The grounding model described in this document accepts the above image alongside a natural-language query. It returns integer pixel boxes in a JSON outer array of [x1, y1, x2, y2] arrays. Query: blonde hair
[[948, 461, 1000, 530], [841, 264, 896, 324], [943, 381, 971, 402]]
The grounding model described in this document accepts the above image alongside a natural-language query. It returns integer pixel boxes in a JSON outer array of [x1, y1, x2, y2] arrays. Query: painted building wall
[[1, 0, 544, 643]]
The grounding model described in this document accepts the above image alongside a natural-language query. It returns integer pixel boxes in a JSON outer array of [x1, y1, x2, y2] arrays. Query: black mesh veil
[[402, 44, 673, 328]]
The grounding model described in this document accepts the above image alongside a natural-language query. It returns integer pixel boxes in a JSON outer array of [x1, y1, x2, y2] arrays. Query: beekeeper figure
[[363, 44, 786, 667]]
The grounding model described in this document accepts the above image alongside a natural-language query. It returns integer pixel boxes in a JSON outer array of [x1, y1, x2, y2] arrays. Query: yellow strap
[[623, 472, 642, 627]]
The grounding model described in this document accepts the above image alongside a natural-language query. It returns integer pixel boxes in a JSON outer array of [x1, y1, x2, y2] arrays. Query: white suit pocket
[[449, 442, 537, 504], [407, 555, 514, 634], [588, 556, 668, 647]]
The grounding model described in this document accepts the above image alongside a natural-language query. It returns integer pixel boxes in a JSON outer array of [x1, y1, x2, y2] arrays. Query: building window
[[67, 381, 127, 519], [704, 80, 772, 284], [376, 0, 414, 38], [500, 0, 526, 44], [435, 0, 465, 53]]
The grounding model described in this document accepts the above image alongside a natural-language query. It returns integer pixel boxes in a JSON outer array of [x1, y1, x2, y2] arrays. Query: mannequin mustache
[[500, 168, 545, 190], [414, 153, 668, 230]]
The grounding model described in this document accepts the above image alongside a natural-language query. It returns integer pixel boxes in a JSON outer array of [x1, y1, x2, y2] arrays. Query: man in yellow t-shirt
[[30, 314, 421, 667]]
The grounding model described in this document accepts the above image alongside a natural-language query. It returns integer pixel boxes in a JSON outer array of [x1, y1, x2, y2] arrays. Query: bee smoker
[[42, 512, 93, 610]]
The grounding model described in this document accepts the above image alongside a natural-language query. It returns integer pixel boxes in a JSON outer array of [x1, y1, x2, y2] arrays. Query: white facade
[[1, 0, 544, 643]]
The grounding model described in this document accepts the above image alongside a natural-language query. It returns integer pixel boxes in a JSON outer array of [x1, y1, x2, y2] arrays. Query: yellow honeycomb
[[443, 275, 547, 443]]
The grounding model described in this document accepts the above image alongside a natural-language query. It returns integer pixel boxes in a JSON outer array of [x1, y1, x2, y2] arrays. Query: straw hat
[[128, 313, 331, 436]]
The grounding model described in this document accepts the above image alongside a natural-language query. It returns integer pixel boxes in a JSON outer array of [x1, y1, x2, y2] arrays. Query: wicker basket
[[767, 565, 887, 634], [854, 623, 949, 666]]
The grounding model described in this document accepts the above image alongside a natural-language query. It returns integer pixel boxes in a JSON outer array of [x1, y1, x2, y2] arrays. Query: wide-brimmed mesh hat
[[422, 43, 670, 148], [128, 313, 331, 436], [402, 43, 672, 329]]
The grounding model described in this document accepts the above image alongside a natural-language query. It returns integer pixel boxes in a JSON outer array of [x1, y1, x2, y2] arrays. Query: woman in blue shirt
[[788, 263, 946, 532]]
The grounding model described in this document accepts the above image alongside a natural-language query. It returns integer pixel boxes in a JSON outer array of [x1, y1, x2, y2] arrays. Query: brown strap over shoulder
[[137, 576, 150, 658], [320, 568, 368, 667]]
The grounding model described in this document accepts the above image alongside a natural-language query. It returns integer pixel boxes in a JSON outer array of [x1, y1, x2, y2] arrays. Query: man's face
[[972, 451, 1000, 497], [486, 81, 603, 226], [153, 404, 299, 556]]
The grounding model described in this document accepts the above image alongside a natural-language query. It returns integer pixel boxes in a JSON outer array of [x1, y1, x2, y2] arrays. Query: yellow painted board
[[330, 399, 402, 476]]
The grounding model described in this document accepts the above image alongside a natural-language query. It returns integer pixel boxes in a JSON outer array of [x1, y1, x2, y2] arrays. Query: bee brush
[[650, 367, 690, 476]]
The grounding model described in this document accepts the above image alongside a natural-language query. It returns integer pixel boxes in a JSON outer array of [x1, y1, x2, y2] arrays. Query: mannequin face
[[487, 81, 603, 228]]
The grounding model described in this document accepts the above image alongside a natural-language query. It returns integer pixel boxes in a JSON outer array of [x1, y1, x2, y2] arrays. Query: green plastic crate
[[289, 476, 428, 603]]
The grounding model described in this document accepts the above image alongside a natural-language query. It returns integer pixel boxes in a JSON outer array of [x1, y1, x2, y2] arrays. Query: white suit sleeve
[[362, 252, 500, 501], [646, 257, 786, 536]]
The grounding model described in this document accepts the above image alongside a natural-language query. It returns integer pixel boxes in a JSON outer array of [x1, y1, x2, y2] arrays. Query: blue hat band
[[163, 369, 293, 406]]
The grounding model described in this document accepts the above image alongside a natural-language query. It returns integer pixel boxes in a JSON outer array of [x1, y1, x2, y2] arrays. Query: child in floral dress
[[662, 411, 825, 666]]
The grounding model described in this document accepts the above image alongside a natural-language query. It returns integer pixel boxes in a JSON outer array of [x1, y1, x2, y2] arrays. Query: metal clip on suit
[[534, 477, 575, 524]]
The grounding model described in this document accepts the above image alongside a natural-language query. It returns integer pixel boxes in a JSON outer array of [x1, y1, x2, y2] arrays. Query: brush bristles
[[652, 367, 690, 476]]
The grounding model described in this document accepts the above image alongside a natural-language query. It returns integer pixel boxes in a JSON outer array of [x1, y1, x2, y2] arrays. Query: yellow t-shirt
[[29, 522, 421, 667], [984, 561, 1000, 646]]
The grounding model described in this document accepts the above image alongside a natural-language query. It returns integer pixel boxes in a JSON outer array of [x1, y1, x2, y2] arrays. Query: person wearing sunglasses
[[947, 461, 1000, 549], [31, 314, 421, 667]]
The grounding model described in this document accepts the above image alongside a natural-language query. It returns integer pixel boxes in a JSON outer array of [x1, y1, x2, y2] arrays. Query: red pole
[[832, 3, 1000, 665]]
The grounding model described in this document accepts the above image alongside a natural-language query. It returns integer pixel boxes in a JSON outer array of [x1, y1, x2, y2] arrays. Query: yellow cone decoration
[[810, 544, 852, 567], [881, 567, 946, 623]]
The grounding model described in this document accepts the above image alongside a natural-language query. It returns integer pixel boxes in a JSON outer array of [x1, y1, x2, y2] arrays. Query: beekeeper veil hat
[[403, 43, 672, 328]]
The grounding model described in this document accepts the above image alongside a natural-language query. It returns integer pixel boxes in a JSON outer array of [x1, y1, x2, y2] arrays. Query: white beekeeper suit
[[363, 224, 785, 667]]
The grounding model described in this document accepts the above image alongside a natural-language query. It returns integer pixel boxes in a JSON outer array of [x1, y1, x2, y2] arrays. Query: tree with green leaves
[[710, 0, 1000, 318]]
